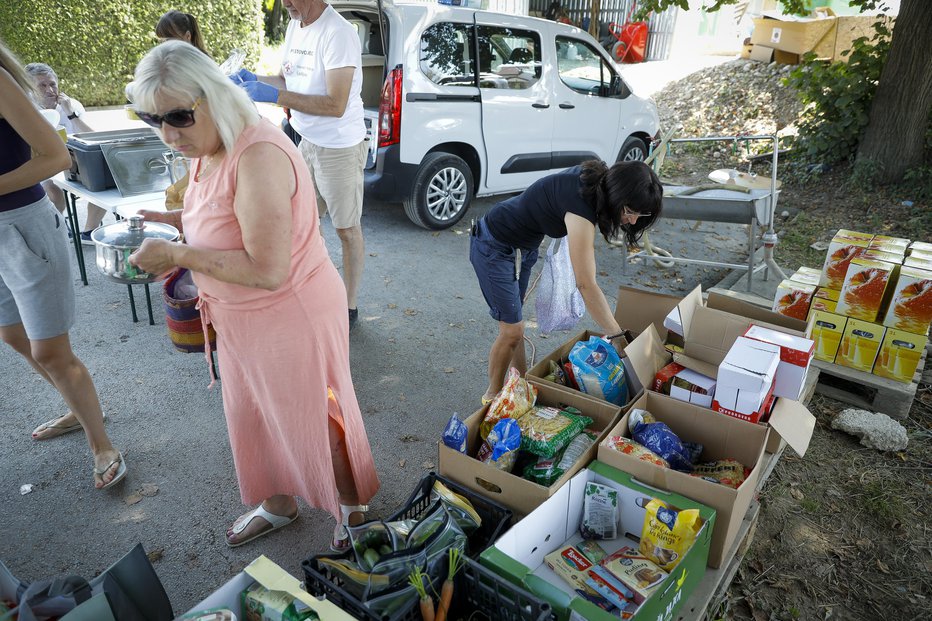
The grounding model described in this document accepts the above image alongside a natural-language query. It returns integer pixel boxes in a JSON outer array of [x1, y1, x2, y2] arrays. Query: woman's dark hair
[[156, 10, 207, 55], [579, 159, 663, 247]]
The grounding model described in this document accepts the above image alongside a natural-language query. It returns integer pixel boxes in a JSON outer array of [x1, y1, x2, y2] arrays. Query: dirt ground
[[657, 153, 932, 620]]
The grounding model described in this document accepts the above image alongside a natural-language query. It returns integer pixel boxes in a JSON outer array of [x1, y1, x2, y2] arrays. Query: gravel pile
[[654, 58, 804, 139]]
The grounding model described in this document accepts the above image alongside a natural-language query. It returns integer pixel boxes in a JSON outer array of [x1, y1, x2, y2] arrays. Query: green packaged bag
[[514, 405, 592, 458]]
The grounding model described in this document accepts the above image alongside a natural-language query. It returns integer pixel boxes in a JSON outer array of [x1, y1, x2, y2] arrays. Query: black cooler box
[[66, 129, 174, 195]]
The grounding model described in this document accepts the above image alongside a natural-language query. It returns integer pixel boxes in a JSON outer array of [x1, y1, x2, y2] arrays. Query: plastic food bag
[[605, 436, 670, 468], [569, 337, 629, 405], [441, 412, 468, 453], [480, 367, 538, 439], [476, 418, 521, 472], [430, 480, 481, 533], [523, 430, 598, 485], [628, 409, 693, 472], [536, 237, 586, 334], [690, 459, 750, 489], [580, 481, 618, 540], [514, 405, 592, 458], [639, 498, 703, 572], [543, 359, 567, 385], [348, 522, 399, 570]]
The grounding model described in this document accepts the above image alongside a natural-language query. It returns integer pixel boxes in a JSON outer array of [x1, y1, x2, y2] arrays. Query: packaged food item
[[629, 410, 694, 472], [821, 229, 872, 290], [873, 327, 927, 383], [542, 359, 567, 385], [836, 257, 898, 322], [544, 542, 610, 600], [514, 405, 592, 458], [441, 412, 468, 453], [568, 337, 629, 405], [241, 582, 318, 621], [669, 368, 717, 408], [882, 266, 932, 335], [585, 567, 638, 611], [475, 418, 521, 472], [690, 459, 749, 489], [580, 481, 618, 540], [430, 479, 482, 532], [598, 545, 668, 604], [177, 610, 237, 621], [772, 279, 815, 321], [652, 361, 686, 395], [639, 499, 703, 572], [789, 266, 822, 286], [605, 436, 670, 468], [480, 367, 537, 439], [522, 429, 598, 485]]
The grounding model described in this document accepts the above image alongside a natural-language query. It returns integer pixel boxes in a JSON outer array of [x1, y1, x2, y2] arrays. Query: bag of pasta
[[514, 405, 592, 458], [639, 498, 703, 572], [480, 367, 538, 439]]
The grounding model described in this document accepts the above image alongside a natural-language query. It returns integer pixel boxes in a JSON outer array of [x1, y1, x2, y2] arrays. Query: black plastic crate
[[301, 472, 514, 621], [449, 557, 554, 621]]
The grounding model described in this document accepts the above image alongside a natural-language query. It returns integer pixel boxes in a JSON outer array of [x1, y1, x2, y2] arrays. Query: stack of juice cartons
[[876, 241, 932, 382]]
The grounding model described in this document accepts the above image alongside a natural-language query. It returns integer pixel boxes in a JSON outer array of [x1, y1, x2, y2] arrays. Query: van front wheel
[[404, 153, 473, 230]]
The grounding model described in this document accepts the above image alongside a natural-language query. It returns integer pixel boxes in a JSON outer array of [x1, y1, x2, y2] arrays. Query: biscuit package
[[639, 498, 703, 572], [598, 545, 668, 604]]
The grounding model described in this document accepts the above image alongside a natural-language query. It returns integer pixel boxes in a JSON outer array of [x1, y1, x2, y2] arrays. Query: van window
[[555, 37, 621, 96], [477, 26, 541, 90], [420, 23, 474, 87]]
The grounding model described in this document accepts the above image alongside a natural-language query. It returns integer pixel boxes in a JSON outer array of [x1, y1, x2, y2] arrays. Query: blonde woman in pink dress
[[127, 40, 380, 549]]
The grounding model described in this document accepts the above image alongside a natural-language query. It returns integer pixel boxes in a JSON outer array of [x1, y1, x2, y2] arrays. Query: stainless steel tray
[[661, 185, 779, 226], [101, 142, 173, 197], [70, 128, 161, 147]]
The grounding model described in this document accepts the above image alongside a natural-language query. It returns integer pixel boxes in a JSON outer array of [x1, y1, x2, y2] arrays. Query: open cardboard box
[[480, 461, 715, 621], [439, 382, 625, 518], [597, 391, 766, 569], [184, 556, 356, 621]]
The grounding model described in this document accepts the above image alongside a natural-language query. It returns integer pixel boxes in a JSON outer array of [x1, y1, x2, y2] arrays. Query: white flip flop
[[95, 451, 126, 490], [227, 505, 298, 548]]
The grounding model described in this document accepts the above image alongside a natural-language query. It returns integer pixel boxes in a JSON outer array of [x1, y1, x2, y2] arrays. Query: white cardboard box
[[668, 367, 717, 408], [717, 337, 780, 392], [663, 306, 684, 337], [743, 325, 815, 400]]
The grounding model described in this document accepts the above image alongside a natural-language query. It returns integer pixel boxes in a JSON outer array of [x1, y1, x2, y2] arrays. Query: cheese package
[[772, 279, 815, 321], [873, 328, 928, 383], [835, 319, 885, 373], [597, 545, 668, 604], [810, 310, 848, 363], [821, 229, 873, 290], [836, 257, 898, 322], [809, 287, 840, 315], [882, 266, 932, 336]]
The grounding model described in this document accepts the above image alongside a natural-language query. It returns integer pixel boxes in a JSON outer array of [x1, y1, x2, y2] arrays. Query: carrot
[[435, 548, 465, 621], [409, 567, 435, 621]]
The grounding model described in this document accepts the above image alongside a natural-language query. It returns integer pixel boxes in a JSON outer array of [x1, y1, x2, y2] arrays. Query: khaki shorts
[[299, 139, 367, 230]]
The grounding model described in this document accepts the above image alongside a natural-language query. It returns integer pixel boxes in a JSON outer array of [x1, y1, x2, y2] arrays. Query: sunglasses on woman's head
[[135, 97, 202, 129]]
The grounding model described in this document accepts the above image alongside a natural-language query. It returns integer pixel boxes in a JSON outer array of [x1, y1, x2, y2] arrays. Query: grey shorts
[[299, 139, 367, 229], [0, 196, 75, 340]]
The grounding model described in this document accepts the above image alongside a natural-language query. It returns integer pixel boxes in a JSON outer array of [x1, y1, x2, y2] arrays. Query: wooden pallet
[[811, 347, 926, 420]]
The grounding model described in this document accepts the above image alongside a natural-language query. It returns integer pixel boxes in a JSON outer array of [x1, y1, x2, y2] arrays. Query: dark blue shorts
[[470, 217, 539, 324]]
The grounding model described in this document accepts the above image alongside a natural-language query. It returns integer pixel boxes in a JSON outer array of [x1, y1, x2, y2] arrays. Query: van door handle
[[531, 102, 550, 109], [559, 103, 575, 109]]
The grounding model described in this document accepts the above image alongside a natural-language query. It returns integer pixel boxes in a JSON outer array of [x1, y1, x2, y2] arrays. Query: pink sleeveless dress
[[182, 120, 379, 519]]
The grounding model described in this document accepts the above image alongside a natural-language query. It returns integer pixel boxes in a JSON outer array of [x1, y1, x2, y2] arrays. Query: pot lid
[[91, 216, 179, 248]]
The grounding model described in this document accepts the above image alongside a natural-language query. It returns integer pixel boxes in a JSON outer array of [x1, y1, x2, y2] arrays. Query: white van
[[332, 1, 660, 229]]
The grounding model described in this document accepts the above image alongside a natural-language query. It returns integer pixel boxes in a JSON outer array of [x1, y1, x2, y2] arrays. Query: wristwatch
[[67, 111, 80, 120]]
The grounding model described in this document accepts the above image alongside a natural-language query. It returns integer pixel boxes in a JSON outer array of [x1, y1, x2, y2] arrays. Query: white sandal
[[227, 504, 298, 548], [331, 503, 369, 553]]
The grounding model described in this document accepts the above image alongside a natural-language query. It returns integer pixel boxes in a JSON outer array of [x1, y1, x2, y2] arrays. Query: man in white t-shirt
[[237, 0, 367, 330], [25, 63, 107, 245]]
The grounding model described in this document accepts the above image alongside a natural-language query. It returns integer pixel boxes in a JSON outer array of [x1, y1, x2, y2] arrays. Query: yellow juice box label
[[809, 310, 847, 362], [883, 266, 932, 336], [862, 249, 903, 264], [869, 235, 910, 253], [836, 258, 897, 322], [773, 280, 815, 321], [908, 241, 932, 254], [790, 267, 821, 286], [821, 230, 873, 289], [873, 328, 927, 383], [904, 256, 932, 271], [836, 319, 884, 372]]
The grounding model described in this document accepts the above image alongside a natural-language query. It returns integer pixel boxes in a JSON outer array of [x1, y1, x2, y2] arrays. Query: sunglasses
[[135, 97, 202, 129]]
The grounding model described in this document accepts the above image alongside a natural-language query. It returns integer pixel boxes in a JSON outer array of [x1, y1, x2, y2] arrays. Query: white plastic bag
[[535, 237, 585, 333]]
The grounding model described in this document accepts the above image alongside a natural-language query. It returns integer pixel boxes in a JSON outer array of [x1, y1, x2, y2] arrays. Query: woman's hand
[[128, 238, 177, 277], [137, 208, 182, 232]]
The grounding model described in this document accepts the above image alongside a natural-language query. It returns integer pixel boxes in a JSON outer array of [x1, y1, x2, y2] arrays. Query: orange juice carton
[[862, 249, 904, 264], [836, 319, 885, 373], [809, 287, 840, 315], [907, 241, 932, 255], [904, 256, 932, 271], [744, 325, 815, 401], [810, 310, 847, 363], [772, 280, 815, 321], [907, 248, 932, 263], [836, 258, 898, 322], [789, 267, 821, 287], [869, 235, 909, 254], [873, 328, 928, 383], [882, 266, 932, 336], [821, 230, 873, 289]]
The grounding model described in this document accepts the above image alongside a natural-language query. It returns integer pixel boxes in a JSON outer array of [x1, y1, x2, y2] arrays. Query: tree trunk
[[270, 0, 284, 40], [856, 0, 932, 183]]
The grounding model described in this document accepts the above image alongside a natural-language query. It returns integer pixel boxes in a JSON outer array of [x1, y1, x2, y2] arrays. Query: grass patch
[[860, 480, 909, 524]]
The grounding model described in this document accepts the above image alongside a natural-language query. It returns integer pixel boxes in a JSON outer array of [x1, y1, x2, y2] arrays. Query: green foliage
[[1, 0, 263, 106], [783, 18, 891, 165]]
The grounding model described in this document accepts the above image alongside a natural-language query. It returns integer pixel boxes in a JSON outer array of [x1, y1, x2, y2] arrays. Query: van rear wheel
[[618, 137, 649, 162], [403, 153, 473, 230]]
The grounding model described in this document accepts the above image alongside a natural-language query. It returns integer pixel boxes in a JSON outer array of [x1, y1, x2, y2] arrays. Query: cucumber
[[363, 547, 380, 570], [378, 544, 393, 556]]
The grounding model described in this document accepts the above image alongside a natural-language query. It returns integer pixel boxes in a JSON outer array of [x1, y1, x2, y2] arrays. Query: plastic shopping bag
[[568, 337, 629, 405], [535, 237, 585, 334]]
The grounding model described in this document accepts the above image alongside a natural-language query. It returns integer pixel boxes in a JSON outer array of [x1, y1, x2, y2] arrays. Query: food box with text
[[810, 287, 840, 314], [772, 279, 815, 321], [835, 318, 885, 373], [809, 309, 848, 363], [821, 229, 873, 290], [480, 462, 714, 621], [836, 257, 898, 322], [713, 337, 779, 423], [744, 325, 815, 401], [873, 328, 927, 383], [882, 265, 932, 336]]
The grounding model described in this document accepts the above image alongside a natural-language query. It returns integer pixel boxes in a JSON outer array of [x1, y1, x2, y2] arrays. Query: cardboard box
[[772, 279, 815, 320], [740, 43, 754, 59], [743, 325, 814, 401], [810, 309, 848, 363], [438, 382, 623, 518], [669, 367, 717, 408], [664, 305, 684, 337], [862, 248, 904, 264], [717, 337, 780, 394], [835, 318, 885, 373], [749, 44, 775, 63], [809, 287, 840, 314], [790, 266, 822, 286], [829, 14, 895, 63], [653, 361, 686, 395], [480, 462, 715, 620], [908, 249, 932, 262], [836, 257, 898, 322], [873, 328, 928, 383], [904, 256, 932, 271], [821, 229, 873, 289], [908, 241, 932, 254], [750, 12, 836, 56], [597, 391, 763, 569], [882, 265, 932, 336], [869, 235, 909, 254]]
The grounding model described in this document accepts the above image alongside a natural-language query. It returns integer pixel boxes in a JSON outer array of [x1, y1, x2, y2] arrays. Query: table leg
[[126, 285, 139, 323], [65, 191, 88, 286], [747, 222, 755, 292], [144, 284, 155, 325]]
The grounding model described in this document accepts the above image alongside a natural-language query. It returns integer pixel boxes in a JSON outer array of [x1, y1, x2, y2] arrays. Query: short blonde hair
[[126, 40, 258, 152]]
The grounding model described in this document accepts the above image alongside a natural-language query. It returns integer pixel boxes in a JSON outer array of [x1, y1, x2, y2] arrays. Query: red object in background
[[608, 4, 649, 63]]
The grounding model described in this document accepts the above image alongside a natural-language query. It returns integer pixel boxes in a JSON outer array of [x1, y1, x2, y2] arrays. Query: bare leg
[[482, 320, 526, 402], [41, 180, 66, 213], [83, 203, 107, 232], [226, 494, 298, 545], [335, 225, 365, 311]]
